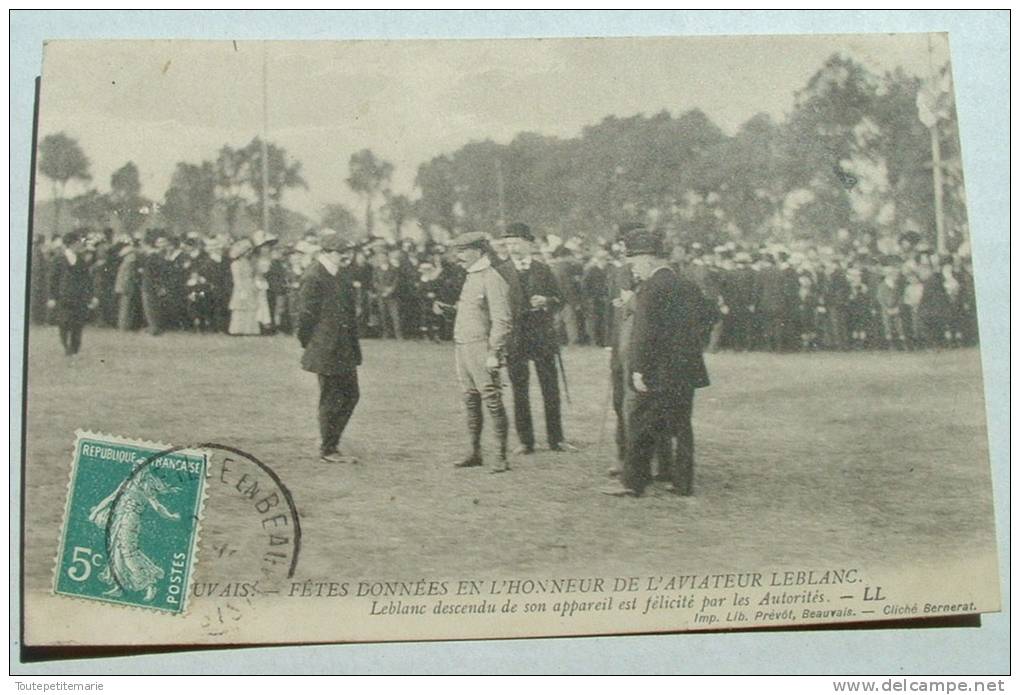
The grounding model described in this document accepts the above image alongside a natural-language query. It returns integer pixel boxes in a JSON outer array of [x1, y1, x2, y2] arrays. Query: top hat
[[622, 225, 663, 257]]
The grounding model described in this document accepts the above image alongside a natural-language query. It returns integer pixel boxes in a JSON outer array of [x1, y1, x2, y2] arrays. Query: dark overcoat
[[48, 254, 93, 323], [513, 260, 562, 358], [628, 266, 716, 392], [297, 261, 362, 375]]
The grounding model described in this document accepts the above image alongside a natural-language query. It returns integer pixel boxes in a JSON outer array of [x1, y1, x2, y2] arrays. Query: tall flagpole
[[927, 34, 946, 255], [495, 156, 506, 232], [261, 41, 271, 235]]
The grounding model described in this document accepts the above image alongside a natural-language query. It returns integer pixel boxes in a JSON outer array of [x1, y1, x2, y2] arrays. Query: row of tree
[[411, 55, 967, 247], [35, 53, 967, 249], [36, 134, 311, 240]]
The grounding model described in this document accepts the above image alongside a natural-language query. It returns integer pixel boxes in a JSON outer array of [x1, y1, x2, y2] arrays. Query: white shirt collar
[[318, 254, 340, 276], [64, 249, 78, 265]]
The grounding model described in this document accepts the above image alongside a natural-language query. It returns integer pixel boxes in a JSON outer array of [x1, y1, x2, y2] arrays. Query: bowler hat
[[502, 223, 534, 242]]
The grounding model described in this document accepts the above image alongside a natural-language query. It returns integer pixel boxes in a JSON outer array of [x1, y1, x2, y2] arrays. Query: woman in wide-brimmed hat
[[228, 237, 260, 335]]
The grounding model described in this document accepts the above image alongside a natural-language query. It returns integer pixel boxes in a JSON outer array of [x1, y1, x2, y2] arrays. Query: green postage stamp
[[54, 432, 208, 614]]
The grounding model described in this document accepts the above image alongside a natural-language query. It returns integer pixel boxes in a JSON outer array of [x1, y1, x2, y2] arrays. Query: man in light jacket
[[450, 232, 513, 473]]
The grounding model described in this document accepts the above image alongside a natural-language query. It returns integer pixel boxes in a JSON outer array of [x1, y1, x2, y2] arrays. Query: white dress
[[229, 256, 260, 335]]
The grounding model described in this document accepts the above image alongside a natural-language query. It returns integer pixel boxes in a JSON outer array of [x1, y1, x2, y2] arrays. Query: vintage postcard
[[20, 33, 999, 649]]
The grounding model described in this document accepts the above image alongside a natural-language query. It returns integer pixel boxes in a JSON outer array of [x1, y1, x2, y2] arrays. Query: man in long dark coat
[[298, 234, 363, 464], [603, 226, 716, 497], [501, 223, 571, 454], [47, 231, 96, 357]]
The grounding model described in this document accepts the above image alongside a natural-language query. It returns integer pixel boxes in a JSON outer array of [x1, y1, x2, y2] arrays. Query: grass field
[[22, 326, 996, 587]]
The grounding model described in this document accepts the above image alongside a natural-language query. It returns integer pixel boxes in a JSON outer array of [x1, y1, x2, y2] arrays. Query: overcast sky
[[36, 33, 950, 219]]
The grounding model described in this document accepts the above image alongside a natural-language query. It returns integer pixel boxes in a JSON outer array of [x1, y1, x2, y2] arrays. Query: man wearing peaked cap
[[450, 230, 513, 473], [603, 224, 717, 498], [297, 233, 363, 464]]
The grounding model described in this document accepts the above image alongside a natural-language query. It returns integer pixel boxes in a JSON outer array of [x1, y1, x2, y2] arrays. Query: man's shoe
[[454, 454, 483, 468], [320, 450, 358, 464], [490, 460, 511, 474], [513, 445, 535, 455], [600, 483, 639, 497], [666, 483, 693, 497], [549, 441, 579, 452]]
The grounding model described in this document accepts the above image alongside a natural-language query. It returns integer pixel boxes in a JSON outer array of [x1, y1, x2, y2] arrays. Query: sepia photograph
[[12, 13, 1007, 671]]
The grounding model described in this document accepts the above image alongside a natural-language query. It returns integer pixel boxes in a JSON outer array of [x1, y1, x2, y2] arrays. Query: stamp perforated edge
[[51, 430, 210, 616]]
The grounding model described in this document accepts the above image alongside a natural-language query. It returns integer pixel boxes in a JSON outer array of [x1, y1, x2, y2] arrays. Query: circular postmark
[[104, 442, 301, 636]]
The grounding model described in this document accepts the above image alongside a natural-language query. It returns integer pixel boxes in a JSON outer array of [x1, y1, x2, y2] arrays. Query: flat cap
[[449, 231, 489, 249]]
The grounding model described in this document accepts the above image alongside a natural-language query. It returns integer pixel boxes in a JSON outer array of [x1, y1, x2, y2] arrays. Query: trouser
[[559, 304, 580, 345], [611, 359, 676, 471], [623, 385, 695, 495], [59, 318, 85, 356], [507, 351, 562, 449], [213, 296, 231, 333], [585, 301, 608, 347], [455, 342, 508, 460], [823, 307, 848, 350], [707, 320, 724, 353], [763, 313, 786, 352], [881, 311, 906, 347], [317, 370, 360, 455], [381, 298, 403, 339]]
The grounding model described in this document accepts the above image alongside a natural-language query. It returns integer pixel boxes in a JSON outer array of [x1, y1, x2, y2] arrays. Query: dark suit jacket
[[490, 255, 526, 356], [513, 259, 562, 357], [48, 254, 93, 323], [628, 266, 715, 392], [298, 262, 362, 375]]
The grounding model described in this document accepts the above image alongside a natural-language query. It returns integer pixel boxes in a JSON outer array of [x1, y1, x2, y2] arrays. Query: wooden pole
[[927, 34, 946, 255], [931, 124, 945, 255], [261, 41, 271, 235], [495, 156, 506, 232]]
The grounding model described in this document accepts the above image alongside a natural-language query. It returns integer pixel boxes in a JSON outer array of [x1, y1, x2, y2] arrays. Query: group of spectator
[[674, 238, 979, 352], [29, 226, 979, 353]]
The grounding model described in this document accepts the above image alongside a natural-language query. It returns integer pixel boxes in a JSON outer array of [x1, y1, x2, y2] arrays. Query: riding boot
[[455, 392, 484, 467], [486, 390, 510, 473]]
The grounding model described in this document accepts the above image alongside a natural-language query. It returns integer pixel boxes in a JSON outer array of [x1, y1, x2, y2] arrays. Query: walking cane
[[555, 348, 571, 405], [596, 347, 613, 446]]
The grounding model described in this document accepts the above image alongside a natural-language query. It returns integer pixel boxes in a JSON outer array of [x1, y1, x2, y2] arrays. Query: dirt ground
[[21, 326, 997, 587]]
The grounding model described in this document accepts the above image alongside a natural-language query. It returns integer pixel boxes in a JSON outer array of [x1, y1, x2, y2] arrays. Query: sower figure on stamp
[[450, 232, 513, 473], [603, 225, 716, 498], [501, 222, 576, 455], [47, 230, 97, 358], [298, 233, 363, 464]]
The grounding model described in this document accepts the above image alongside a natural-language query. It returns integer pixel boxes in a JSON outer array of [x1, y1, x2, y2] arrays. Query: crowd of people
[[30, 225, 979, 355]]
